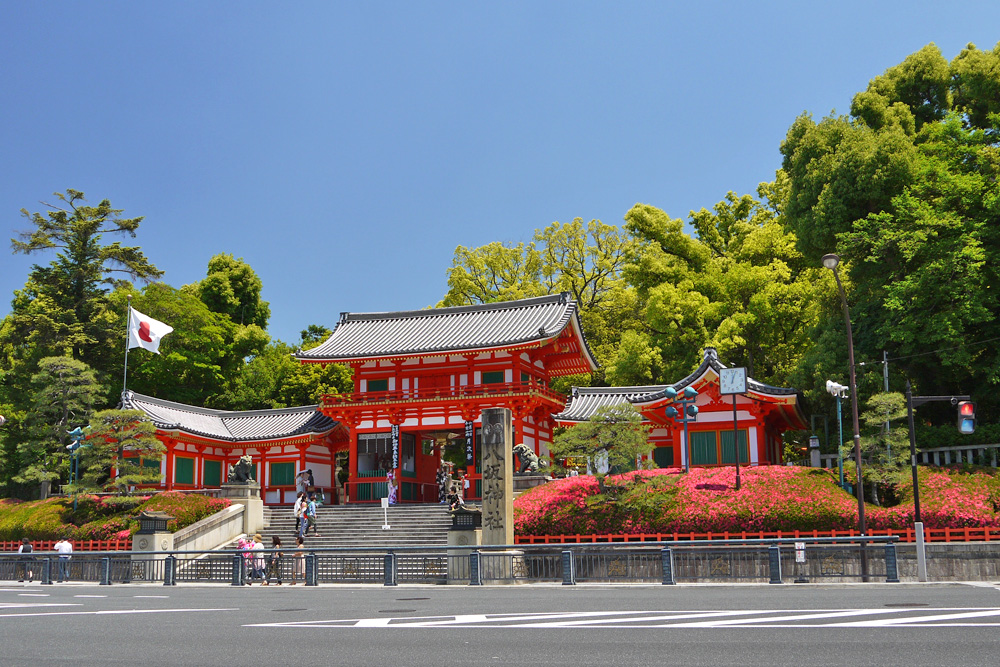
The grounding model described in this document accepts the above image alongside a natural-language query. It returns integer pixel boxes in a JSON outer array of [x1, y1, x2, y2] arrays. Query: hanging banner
[[465, 420, 475, 466], [391, 424, 399, 471]]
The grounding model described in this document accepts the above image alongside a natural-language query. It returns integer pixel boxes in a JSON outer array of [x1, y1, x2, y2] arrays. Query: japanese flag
[[128, 307, 173, 354]]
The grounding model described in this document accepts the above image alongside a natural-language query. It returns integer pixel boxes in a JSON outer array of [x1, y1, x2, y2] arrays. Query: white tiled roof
[[555, 385, 668, 423], [122, 391, 338, 442], [296, 293, 596, 368]]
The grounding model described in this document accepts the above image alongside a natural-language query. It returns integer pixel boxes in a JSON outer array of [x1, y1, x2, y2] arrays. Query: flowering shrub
[[513, 465, 1000, 536], [0, 492, 231, 540], [138, 493, 231, 532]]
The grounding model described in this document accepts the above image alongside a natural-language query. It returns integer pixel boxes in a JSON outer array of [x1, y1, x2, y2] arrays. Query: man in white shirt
[[54, 537, 72, 582]]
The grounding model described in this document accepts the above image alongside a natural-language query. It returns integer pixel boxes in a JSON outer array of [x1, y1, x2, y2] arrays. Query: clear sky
[[3, 2, 999, 346]]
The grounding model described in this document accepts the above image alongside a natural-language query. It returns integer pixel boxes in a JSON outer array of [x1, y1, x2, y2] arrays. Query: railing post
[[469, 550, 482, 586], [305, 553, 318, 586], [163, 556, 176, 586], [384, 551, 398, 586], [41, 557, 52, 585], [768, 544, 782, 584], [561, 549, 575, 585], [661, 547, 675, 585], [100, 557, 111, 586], [231, 554, 243, 586], [884, 542, 900, 583]]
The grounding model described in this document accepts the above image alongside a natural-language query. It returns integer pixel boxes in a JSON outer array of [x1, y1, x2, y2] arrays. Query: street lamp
[[826, 380, 848, 489], [665, 386, 699, 473], [822, 253, 868, 578]]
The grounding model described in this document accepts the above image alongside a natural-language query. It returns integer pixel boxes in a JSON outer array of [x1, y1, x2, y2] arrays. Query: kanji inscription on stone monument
[[480, 407, 513, 545]]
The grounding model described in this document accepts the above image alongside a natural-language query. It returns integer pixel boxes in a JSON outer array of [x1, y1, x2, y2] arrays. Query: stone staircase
[[256, 503, 453, 550]]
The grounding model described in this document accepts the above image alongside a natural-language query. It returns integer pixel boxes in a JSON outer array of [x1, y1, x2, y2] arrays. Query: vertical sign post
[[465, 420, 474, 468]]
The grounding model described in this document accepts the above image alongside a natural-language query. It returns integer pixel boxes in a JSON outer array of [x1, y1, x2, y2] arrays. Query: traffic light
[[957, 401, 976, 434]]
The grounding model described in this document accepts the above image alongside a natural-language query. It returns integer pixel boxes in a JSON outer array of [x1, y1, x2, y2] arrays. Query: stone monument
[[220, 454, 264, 535], [480, 407, 513, 546]]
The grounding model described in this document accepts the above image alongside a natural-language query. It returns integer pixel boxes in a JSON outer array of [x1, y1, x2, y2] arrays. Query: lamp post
[[822, 253, 868, 580], [826, 380, 848, 489], [665, 386, 699, 473]]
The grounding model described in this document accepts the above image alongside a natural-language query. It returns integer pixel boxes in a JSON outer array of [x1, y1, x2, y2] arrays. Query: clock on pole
[[719, 366, 747, 490], [720, 367, 747, 395]]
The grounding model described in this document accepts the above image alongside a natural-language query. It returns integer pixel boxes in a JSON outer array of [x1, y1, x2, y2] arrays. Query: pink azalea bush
[[513, 465, 1000, 536]]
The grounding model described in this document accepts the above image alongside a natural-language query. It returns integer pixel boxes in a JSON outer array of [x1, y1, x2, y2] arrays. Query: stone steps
[[253, 503, 453, 549]]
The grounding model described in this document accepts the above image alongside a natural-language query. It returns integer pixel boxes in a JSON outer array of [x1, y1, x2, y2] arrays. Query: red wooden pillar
[[164, 439, 176, 491]]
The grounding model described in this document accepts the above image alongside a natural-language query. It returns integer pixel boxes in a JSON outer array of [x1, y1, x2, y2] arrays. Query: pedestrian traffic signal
[[957, 401, 976, 434]]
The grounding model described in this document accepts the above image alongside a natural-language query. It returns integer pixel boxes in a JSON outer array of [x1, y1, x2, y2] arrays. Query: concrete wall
[[896, 542, 1000, 582], [172, 504, 245, 552]]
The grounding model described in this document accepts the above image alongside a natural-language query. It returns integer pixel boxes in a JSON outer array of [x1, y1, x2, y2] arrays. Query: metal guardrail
[[0, 537, 900, 586]]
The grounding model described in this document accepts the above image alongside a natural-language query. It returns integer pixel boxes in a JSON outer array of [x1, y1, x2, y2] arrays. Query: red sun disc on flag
[[138, 321, 154, 342]]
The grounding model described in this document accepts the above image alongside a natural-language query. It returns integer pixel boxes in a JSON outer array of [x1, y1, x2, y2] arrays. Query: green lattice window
[[270, 462, 295, 486], [203, 459, 222, 487], [690, 432, 718, 465], [175, 457, 195, 485], [720, 430, 749, 464], [367, 378, 388, 392], [653, 446, 674, 468], [481, 371, 504, 384]]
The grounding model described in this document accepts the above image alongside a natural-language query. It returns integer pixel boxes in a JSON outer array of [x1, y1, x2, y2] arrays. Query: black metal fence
[[0, 536, 900, 587]]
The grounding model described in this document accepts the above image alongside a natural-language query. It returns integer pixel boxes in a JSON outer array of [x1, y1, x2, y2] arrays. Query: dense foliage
[[513, 466, 1000, 536]]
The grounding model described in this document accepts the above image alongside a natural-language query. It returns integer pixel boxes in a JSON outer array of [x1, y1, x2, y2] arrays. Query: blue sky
[[3, 2, 999, 345]]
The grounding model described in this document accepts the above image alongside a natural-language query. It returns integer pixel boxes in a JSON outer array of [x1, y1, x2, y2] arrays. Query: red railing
[[2, 539, 132, 552], [516, 526, 1000, 544], [322, 381, 567, 407]]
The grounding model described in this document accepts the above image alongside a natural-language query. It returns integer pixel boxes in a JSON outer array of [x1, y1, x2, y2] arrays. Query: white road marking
[[0, 607, 237, 619], [0, 603, 80, 609], [830, 609, 1000, 627], [669, 608, 904, 627], [246, 608, 1000, 630], [17, 593, 49, 597]]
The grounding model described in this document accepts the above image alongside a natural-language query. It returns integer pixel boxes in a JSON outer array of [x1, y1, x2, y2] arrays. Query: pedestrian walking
[[53, 537, 72, 582], [16, 538, 33, 582], [295, 470, 309, 496], [263, 536, 283, 585], [305, 493, 320, 536], [290, 536, 306, 585], [249, 534, 266, 583], [293, 492, 306, 538]]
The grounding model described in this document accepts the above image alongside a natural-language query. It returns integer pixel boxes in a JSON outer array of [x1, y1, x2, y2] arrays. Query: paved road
[[2, 581, 998, 666]]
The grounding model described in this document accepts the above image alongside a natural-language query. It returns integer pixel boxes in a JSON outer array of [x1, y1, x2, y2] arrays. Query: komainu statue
[[512, 443, 548, 474], [227, 455, 255, 483]]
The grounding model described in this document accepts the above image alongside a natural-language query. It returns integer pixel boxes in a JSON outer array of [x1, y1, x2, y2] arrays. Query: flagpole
[[123, 294, 132, 396]]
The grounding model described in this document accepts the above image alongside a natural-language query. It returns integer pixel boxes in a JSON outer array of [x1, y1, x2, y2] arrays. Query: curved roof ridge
[[339, 293, 569, 323], [122, 391, 338, 443]]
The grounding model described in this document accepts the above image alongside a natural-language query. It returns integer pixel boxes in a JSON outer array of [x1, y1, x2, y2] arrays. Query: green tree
[[218, 326, 352, 410], [847, 392, 910, 507], [15, 356, 102, 487], [549, 404, 653, 480], [197, 253, 271, 329], [623, 183, 823, 386], [782, 41, 1000, 422], [438, 241, 544, 306], [80, 408, 164, 494], [7, 189, 162, 368]]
